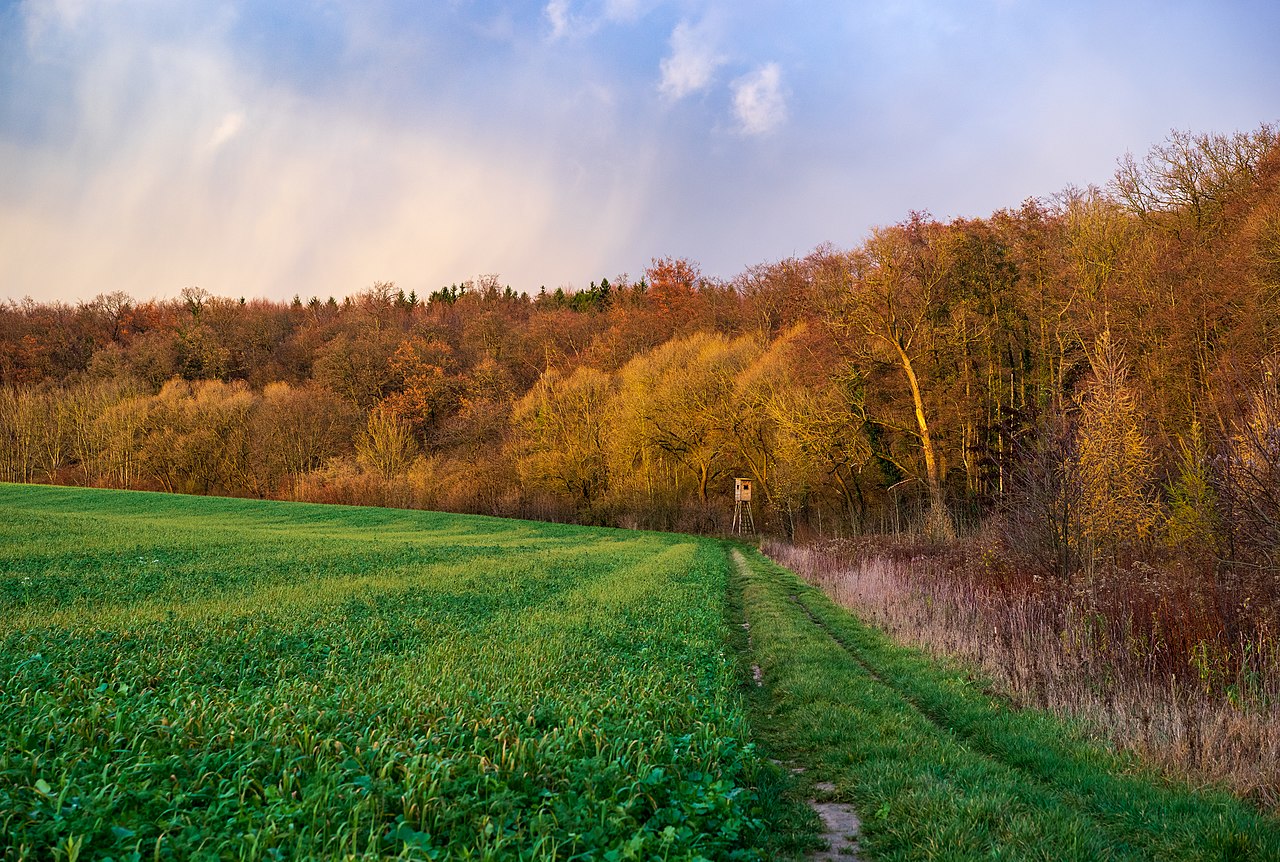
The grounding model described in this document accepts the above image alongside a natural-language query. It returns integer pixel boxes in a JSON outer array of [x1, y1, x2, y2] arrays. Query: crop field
[[0, 484, 776, 861], [7, 482, 1280, 862]]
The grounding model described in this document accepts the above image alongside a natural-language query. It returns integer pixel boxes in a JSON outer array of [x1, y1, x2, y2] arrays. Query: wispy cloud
[[731, 62, 786, 135], [4, 0, 1278, 302], [544, 0, 572, 39], [0, 3, 655, 300], [544, 0, 657, 40], [658, 19, 724, 101], [602, 0, 648, 23], [205, 111, 244, 154]]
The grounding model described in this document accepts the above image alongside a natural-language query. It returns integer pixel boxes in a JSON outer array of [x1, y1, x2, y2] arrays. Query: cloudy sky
[[2, 1, 1278, 303]]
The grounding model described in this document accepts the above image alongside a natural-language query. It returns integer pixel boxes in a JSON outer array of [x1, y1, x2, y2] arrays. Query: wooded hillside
[[3, 124, 1279, 583]]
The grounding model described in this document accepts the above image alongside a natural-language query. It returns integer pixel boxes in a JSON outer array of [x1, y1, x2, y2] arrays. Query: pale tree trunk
[[891, 338, 954, 540]]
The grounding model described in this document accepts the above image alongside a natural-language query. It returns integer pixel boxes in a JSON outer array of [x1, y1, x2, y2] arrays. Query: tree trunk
[[891, 337, 954, 539]]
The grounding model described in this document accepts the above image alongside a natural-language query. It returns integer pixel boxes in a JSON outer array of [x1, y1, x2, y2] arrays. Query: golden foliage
[[1075, 330, 1157, 552]]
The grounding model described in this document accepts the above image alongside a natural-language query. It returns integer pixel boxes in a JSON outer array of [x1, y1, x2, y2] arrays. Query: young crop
[[0, 484, 777, 861]]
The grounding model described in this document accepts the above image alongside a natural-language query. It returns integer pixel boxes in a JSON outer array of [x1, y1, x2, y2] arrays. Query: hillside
[[2, 124, 1278, 548]]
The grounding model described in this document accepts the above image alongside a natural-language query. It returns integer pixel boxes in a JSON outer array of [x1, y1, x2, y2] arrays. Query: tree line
[[3, 123, 1279, 596]]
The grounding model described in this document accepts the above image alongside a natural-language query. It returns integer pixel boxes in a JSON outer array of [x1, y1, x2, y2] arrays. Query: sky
[[1, 1, 1278, 304]]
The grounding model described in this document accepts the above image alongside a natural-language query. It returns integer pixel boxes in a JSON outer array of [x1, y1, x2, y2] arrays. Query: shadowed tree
[[1219, 365, 1280, 575]]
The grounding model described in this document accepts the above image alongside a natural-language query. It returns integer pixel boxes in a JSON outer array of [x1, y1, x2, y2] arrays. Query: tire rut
[[730, 549, 862, 861], [778, 569, 1163, 859]]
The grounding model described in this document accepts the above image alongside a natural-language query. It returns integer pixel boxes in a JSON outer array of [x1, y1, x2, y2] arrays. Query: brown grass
[[764, 536, 1280, 812]]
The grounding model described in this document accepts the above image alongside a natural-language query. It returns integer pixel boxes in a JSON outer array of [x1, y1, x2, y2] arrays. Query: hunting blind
[[732, 477, 755, 534]]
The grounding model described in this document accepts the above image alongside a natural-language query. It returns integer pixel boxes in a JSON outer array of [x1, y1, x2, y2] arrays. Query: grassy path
[[729, 546, 1280, 861]]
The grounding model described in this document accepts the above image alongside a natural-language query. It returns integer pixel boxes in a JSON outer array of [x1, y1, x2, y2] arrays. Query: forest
[[3, 122, 1279, 590]]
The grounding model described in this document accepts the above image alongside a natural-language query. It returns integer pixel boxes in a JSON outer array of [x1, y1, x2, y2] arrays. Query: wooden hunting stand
[[732, 477, 756, 535]]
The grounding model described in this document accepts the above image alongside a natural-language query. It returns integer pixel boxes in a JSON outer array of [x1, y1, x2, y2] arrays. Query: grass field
[[5, 483, 1280, 861], [0, 484, 780, 861]]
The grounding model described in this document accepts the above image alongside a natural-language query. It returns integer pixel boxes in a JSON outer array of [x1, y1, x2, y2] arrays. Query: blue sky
[[2, 0, 1278, 302]]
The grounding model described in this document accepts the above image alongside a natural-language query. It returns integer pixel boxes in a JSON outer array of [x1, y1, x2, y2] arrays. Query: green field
[[0, 485, 777, 860], [4, 484, 1280, 861]]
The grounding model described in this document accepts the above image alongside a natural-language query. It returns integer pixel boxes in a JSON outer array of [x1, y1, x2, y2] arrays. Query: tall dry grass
[[765, 536, 1280, 811]]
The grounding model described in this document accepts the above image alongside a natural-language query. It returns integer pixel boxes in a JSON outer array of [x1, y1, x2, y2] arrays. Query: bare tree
[[355, 404, 418, 480], [1113, 125, 1278, 235]]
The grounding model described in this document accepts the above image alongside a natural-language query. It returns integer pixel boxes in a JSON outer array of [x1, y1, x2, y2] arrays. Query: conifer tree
[[1076, 329, 1157, 564]]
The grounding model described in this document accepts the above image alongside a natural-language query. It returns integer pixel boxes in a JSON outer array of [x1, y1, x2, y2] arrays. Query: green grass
[[0, 484, 784, 861], [730, 546, 1280, 861], [11, 484, 1270, 861]]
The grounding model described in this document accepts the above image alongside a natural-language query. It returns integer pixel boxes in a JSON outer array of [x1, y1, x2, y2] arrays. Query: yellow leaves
[[1163, 421, 1218, 552], [355, 405, 417, 479], [1075, 331, 1157, 551], [511, 366, 612, 507]]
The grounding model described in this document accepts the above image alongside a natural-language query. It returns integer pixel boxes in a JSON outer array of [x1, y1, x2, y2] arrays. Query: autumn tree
[[511, 365, 612, 518], [645, 257, 702, 320], [382, 336, 456, 441], [63, 378, 138, 484], [250, 382, 359, 495], [610, 333, 759, 521], [434, 356, 515, 457], [0, 386, 44, 482], [736, 326, 875, 533], [313, 328, 401, 408], [1164, 420, 1218, 553], [1114, 124, 1279, 237], [1075, 330, 1158, 565], [355, 404, 418, 479], [137, 379, 257, 495], [92, 394, 150, 488], [833, 215, 955, 539]]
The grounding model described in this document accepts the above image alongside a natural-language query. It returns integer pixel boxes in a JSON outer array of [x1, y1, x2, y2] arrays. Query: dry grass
[[765, 537, 1280, 812]]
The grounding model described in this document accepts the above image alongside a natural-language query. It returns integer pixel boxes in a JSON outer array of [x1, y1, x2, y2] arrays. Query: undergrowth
[[767, 537, 1280, 810]]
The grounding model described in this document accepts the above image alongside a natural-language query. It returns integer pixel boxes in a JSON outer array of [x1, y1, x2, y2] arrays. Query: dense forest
[[3, 123, 1279, 590]]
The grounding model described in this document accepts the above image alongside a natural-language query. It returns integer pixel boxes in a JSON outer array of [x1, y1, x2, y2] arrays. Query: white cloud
[[731, 62, 786, 135], [544, 0, 571, 39], [658, 19, 724, 101], [205, 111, 244, 154]]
